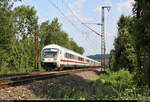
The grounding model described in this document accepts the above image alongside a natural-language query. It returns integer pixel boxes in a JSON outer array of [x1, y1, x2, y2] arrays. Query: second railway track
[[0, 67, 102, 89]]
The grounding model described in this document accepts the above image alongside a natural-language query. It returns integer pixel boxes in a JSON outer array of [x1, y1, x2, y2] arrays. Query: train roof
[[42, 44, 100, 63]]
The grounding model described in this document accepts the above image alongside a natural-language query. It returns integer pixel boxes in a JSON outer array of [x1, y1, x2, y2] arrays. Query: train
[[41, 44, 101, 71]]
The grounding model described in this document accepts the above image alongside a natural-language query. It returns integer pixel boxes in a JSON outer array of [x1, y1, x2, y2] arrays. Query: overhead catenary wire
[[64, 1, 101, 55], [47, 0, 83, 34], [47, 0, 98, 55], [65, 1, 101, 36], [33, 0, 96, 55], [15, 0, 100, 55], [62, 0, 101, 51]]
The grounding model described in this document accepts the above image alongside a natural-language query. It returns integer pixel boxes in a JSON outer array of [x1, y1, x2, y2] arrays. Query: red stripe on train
[[60, 59, 88, 64]]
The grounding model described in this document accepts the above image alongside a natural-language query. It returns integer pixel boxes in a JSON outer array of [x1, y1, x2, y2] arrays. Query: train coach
[[41, 44, 101, 71]]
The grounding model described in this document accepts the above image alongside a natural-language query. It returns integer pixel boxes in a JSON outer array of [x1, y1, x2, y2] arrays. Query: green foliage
[[0, 1, 84, 74], [0, 0, 16, 72], [0, 2, 39, 73], [109, 50, 116, 71], [99, 69, 150, 100], [9, 5, 38, 73], [131, 0, 150, 86], [109, 0, 150, 89], [109, 0, 150, 88], [27, 69, 150, 100], [133, 66, 146, 87], [100, 69, 134, 91], [39, 18, 84, 54], [109, 15, 137, 73]]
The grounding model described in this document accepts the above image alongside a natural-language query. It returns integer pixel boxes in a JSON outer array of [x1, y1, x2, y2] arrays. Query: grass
[[28, 69, 150, 100]]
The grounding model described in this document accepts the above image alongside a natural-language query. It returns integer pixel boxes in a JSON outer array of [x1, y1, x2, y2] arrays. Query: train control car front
[[41, 45, 60, 70]]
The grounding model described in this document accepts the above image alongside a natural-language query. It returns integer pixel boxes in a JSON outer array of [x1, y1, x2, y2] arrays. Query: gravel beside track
[[0, 68, 103, 100]]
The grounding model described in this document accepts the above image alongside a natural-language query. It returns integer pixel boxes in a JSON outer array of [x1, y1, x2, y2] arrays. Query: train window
[[86, 59, 90, 62], [74, 55, 77, 60], [79, 57, 84, 61], [65, 53, 74, 59], [73, 55, 75, 59], [43, 48, 58, 58], [65, 53, 70, 58], [78, 57, 80, 60], [69, 54, 72, 59], [68, 54, 70, 58], [78, 57, 81, 61], [65, 53, 67, 58], [82, 58, 84, 61], [70, 54, 73, 59], [68, 53, 71, 59], [71, 54, 75, 59], [77, 57, 84, 61]]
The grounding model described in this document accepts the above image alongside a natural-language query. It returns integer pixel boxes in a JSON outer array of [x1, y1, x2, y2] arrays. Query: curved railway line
[[0, 68, 103, 89]]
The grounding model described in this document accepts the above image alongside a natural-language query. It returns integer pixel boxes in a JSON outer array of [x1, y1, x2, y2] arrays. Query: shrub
[[99, 69, 150, 100], [99, 69, 134, 99], [100, 69, 133, 90]]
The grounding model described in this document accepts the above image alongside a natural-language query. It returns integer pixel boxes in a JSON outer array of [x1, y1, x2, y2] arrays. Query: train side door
[[60, 50, 65, 66], [59, 50, 62, 64]]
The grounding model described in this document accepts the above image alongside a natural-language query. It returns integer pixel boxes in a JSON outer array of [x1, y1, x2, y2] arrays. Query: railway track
[[0, 67, 103, 89]]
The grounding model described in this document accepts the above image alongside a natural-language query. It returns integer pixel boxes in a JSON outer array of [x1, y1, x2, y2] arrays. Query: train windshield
[[43, 48, 58, 58]]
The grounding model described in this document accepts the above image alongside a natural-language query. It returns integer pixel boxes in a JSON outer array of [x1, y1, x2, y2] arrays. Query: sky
[[14, 0, 135, 56]]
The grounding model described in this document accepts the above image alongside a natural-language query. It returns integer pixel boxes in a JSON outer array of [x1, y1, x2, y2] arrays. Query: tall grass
[[99, 69, 150, 100]]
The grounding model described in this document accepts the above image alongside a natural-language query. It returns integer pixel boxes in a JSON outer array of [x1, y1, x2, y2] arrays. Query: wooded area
[[0, 0, 84, 74], [109, 0, 150, 87]]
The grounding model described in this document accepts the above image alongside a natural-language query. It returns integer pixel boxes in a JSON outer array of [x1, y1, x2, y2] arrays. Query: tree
[[109, 15, 137, 73], [0, 0, 17, 73], [10, 5, 38, 72], [132, 0, 150, 86], [13, 5, 37, 40], [0, 1, 84, 73], [39, 18, 84, 55]]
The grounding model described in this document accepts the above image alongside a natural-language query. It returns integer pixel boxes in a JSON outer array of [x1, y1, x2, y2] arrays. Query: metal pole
[[34, 19, 38, 70], [101, 6, 111, 72], [101, 7, 105, 71]]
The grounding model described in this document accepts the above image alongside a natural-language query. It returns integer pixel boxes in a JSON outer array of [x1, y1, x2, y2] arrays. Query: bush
[[99, 69, 133, 100], [99, 69, 150, 100], [100, 69, 133, 90]]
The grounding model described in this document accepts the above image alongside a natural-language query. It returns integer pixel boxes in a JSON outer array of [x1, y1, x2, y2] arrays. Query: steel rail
[[0, 67, 102, 89]]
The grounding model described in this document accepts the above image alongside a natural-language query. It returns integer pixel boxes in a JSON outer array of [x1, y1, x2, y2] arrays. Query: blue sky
[[14, 0, 135, 56]]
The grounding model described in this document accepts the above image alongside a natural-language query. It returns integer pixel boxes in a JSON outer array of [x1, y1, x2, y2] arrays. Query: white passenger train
[[41, 44, 100, 70]]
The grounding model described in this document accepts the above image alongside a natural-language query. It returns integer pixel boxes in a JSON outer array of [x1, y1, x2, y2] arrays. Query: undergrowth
[[99, 69, 150, 100], [28, 69, 150, 100]]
